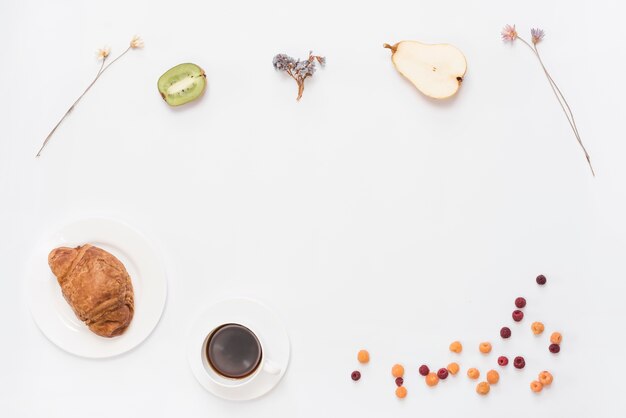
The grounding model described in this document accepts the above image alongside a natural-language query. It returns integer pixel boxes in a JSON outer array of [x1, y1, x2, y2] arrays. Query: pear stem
[[383, 43, 397, 53]]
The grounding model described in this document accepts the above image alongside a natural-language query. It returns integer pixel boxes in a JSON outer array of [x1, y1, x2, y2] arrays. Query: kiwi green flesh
[[158, 63, 206, 106]]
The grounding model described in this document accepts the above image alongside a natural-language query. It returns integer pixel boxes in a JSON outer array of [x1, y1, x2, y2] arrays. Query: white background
[[1, 0, 625, 416]]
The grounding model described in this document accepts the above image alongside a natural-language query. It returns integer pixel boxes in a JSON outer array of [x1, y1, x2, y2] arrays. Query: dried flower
[[294, 59, 316, 78], [36, 35, 143, 157], [272, 54, 295, 71], [501, 24, 518, 42], [96, 46, 111, 60], [500, 25, 594, 176], [272, 51, 325, 100], [130, 35, 144, 49], [531, 28, 545, 44]]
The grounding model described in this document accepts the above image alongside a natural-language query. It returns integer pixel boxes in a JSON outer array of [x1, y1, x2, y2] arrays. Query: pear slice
[[384, 41, 467, 99]]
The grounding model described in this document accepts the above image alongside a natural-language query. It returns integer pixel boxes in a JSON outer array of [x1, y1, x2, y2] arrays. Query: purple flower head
[[294, 59, 316, 78], [273, 54, 295, 71], [531, 28, 545, 44]]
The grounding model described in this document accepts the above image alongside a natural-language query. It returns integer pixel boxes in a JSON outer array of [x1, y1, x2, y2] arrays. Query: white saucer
[[187, 298, 290, 400], [26, 218, 167, 358]]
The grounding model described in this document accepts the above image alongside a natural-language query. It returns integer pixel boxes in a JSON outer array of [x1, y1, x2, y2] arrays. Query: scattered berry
[[418, 365, 430, 376], [425, 372, 439, 387], [467, 368, 480, 379], [392, 364, 405, 378], [513, 356, 525, 369], [351, 371, 361, 381], [479, 342, 492, 354], [447, 362, 460, 375], [549, 343, 561, 354], [449, 341, 463, 353], [395, 377, 404, 387], [357, 349, 370, 364], [531, 321, 545, 335], [486, 370, 500, 384], [530, 380, 543, 393], [497, 356, 509, 367], [437, 368, 449, 379], [515, 297, 526, 308], [476, 381, 490, 395], [395, 386, 407, 398], [536, 274, 547, 285], [550, 332, 562, 345], [538, 371, 553, 386], [512, 310, 524, 322], [500, 327, 511, 339]]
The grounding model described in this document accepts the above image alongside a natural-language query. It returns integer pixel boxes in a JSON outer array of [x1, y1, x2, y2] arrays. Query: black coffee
[[206, 324, 262, 379]]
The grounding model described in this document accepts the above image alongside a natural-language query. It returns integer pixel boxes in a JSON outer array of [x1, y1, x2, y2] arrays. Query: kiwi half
[[157, 63, 207, 106]]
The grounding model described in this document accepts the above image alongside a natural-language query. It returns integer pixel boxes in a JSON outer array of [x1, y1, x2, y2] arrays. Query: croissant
[[48, 244, 134, 337]]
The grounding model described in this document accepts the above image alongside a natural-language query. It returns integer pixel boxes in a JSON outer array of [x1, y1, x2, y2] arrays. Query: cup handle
[[263, 359, 281, 375]]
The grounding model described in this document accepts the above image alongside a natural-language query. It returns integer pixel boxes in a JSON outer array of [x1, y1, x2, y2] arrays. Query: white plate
[[26, 218, 167, 358], [187, 298, 290, 400]]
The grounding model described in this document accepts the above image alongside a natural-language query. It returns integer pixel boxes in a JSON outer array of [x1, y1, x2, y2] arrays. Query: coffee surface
[[206, 324, 262, 379]]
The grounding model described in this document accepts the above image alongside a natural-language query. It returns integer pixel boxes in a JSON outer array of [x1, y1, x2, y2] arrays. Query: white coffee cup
[[201, 323, 281, 387]]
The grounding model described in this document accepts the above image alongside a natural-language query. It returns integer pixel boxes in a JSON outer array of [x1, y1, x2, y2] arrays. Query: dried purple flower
[[500, 25, 594, 176], [294, 59, 316, 78], [501, 24, 518, 42], [531, 28, 545, 44], [272, 54, 295, 71], [272, 51, 325, 100]]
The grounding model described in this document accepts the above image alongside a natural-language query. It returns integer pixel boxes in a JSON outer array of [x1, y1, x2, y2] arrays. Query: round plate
[[187, 298, 290, 401], [26, 218, 167, 358]]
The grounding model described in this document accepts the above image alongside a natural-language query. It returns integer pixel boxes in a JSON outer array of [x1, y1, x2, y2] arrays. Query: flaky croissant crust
[[48, 244, 134, 337]]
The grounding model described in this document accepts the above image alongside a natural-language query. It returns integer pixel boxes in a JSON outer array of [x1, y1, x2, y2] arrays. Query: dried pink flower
[[531, 28, 545, 44], [501, 24, 518, 42]]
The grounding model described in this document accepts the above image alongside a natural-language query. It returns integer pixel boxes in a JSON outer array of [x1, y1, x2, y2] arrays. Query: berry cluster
[[351, 274, 562, 397]]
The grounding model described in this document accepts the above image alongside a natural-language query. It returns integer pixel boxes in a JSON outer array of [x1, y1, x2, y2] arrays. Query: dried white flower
[[96, 46, 111, 60], [130, 35, 144, 49]]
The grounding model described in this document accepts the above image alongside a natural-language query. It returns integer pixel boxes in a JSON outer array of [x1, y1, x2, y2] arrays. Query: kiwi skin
[[157, 63, 207, 106]]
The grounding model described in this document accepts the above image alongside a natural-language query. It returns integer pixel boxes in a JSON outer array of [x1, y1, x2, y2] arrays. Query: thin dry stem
[[296, 82, 304, 100], [517, 37, 594, 176], [35, 59, 106, 157], [35, 46, 133, 157]]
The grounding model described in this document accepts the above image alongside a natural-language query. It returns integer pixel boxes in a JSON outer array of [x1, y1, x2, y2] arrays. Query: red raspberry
[[395, 377, 404, 386], [351, 371, 361, 381], [536, 274, 547, 285], [513, 356, 525, 369], [500, 327, 511, 338], [418, 365, 429, 376], [497, 356, 508, 366], [437, 368, 449, 380], [512, 310, 524, 322], [515, 297, 526, 308], [549, 344, 561, 353]]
